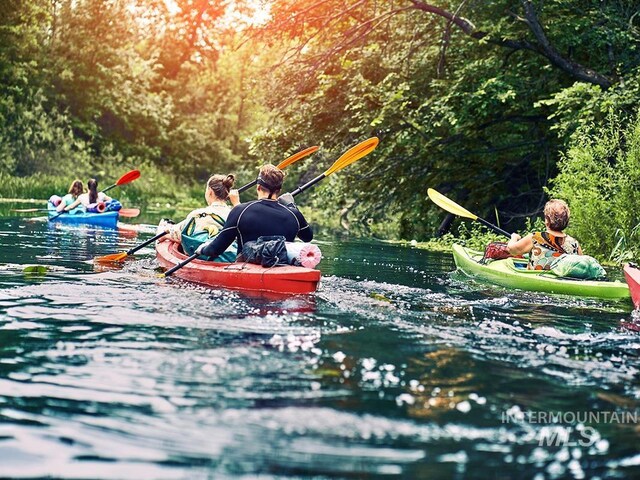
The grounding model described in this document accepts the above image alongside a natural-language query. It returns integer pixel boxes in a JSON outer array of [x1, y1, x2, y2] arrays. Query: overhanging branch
[[408, 0, 613, 88]]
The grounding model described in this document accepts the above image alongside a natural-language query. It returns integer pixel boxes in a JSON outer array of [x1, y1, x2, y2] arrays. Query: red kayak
[[156, 240, 321, 294], [623, 263, 640, 309]]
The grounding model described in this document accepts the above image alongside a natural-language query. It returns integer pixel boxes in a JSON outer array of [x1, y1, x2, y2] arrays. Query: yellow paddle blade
[[94, 252, 128, 264], [427, 188, 478, 221], [324, 137, 379, 176], [277, 146, 319, 170]]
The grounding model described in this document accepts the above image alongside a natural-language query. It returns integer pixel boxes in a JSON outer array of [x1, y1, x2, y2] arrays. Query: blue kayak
[[47, 203, 119, 228]]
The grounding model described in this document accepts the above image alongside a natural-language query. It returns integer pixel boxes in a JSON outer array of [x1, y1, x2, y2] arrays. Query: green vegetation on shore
[[1, 1, 639, 262]]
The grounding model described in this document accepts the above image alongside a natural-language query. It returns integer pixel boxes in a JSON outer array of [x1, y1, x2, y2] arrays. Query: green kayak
[[452, 244, 630, 301]]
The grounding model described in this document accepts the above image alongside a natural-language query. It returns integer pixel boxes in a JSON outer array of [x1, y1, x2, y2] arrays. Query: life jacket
[[181, 212, 236, 262], [529, 231, 580, 270]]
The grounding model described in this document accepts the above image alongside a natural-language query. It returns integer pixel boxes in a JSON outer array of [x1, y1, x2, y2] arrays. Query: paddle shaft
[[237, 147, 319, 194], [239, 170, 325, 196], [49, 209, 68, 221], [476, 216, 511, 238], [101, 183, 118, 194], [128, 232, 167, 255], [289, 174, 325, 197]]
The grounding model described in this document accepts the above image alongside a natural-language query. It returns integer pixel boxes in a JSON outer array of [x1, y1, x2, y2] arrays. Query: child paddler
[[78, 178, 112, 208], [158, 174, 239, 258], [507, 199, 583, 270], [55, 179, 84, 212], [194, 164, 313, 260]]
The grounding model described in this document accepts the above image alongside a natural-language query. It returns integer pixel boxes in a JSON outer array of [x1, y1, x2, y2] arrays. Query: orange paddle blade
[[276, 146, 319, 170], [118, 208, 140, 217], [324, 137, 379, 176], [94, 252, 128, 264]]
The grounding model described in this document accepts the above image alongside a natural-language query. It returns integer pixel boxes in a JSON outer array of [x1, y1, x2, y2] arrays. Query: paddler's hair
[[207, 174, 235, 201], [544, 199, 570, 231], [87, 178, 98, 204], [68, 179, 83, 198], [256, 164, 284, 199]]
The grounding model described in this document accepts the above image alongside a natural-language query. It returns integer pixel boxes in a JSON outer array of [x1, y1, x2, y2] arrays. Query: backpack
[[482, 242, 513, 263], [549, 254, 606, 280], [104, 199, 122, 212], [239, 236, 288, 268], [181, 213, 237, 262]]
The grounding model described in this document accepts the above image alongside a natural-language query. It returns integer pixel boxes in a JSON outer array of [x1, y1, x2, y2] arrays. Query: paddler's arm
[[297, 216, 313, 242], [279, 194, 313, 242], [507, 233, 533, 256], [58, 197, 82, 212], [161, 209, 200, 242]]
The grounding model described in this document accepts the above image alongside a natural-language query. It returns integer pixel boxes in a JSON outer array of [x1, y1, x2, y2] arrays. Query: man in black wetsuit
[[195, 164, 313, 260]]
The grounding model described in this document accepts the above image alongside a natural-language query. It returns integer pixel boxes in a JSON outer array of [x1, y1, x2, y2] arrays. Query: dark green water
[[0, 212, 639, 478]]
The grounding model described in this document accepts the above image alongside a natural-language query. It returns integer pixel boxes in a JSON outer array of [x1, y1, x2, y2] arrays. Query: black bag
[[239, 235, 288, 267]]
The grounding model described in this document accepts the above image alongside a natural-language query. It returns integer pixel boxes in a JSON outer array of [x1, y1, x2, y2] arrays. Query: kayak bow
[[623, 264, 640, 309]]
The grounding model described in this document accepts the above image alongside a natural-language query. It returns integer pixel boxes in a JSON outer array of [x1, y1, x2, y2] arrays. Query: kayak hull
[[623, 264, 640, 309], [156, 240, 321, 294], [452, 244, 630, 301], [47, 204, 118, 228]]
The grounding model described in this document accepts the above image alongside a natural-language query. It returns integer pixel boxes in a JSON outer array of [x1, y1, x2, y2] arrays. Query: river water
[[0, 213, 638, 479]]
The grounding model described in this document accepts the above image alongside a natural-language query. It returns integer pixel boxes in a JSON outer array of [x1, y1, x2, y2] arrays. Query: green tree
[[250, 0, 640, 238]]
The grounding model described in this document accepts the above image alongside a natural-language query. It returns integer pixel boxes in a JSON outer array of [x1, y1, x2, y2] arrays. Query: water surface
[[0, 215, 638, 478]]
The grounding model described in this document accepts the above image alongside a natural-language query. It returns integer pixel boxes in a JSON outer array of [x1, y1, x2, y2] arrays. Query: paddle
[[427, 188, 511, 238], [16, 207, 140, 217], [163, 137, 379, 278], [118, 208, 140, 218], [237, 146, 319, 194], [101, 170, 141, 193], [11, 208, 48, 213], [49, 170, 141, 221], [94, 149, 318, 264]]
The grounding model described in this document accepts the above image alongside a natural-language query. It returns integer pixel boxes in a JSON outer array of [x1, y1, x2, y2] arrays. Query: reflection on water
[[0, 218, 639, 478]]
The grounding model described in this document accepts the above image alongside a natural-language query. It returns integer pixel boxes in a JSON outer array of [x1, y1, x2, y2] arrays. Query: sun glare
[[162, 0, 271, 28]]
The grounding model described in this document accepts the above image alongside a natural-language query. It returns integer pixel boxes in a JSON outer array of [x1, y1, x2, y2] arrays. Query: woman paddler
[[55, 179, 84, 212], [194, 164, 313, 260], [158, 174, 240, 257], [78, 179, 112, 208], [507, 199, 583, 270]]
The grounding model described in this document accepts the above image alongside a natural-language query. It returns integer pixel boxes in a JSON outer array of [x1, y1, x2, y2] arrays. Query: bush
[[549, 112, 640, 262]]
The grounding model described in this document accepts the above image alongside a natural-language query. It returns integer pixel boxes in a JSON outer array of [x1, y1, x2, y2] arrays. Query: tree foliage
[[250, 0, 640, 238], [550, 112, 640, 260], [1, 0, 270, 201], [0, 0, 639, 250]]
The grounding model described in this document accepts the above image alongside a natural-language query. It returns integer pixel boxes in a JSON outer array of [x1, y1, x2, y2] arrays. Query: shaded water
[[0, 215, 639, 478]]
